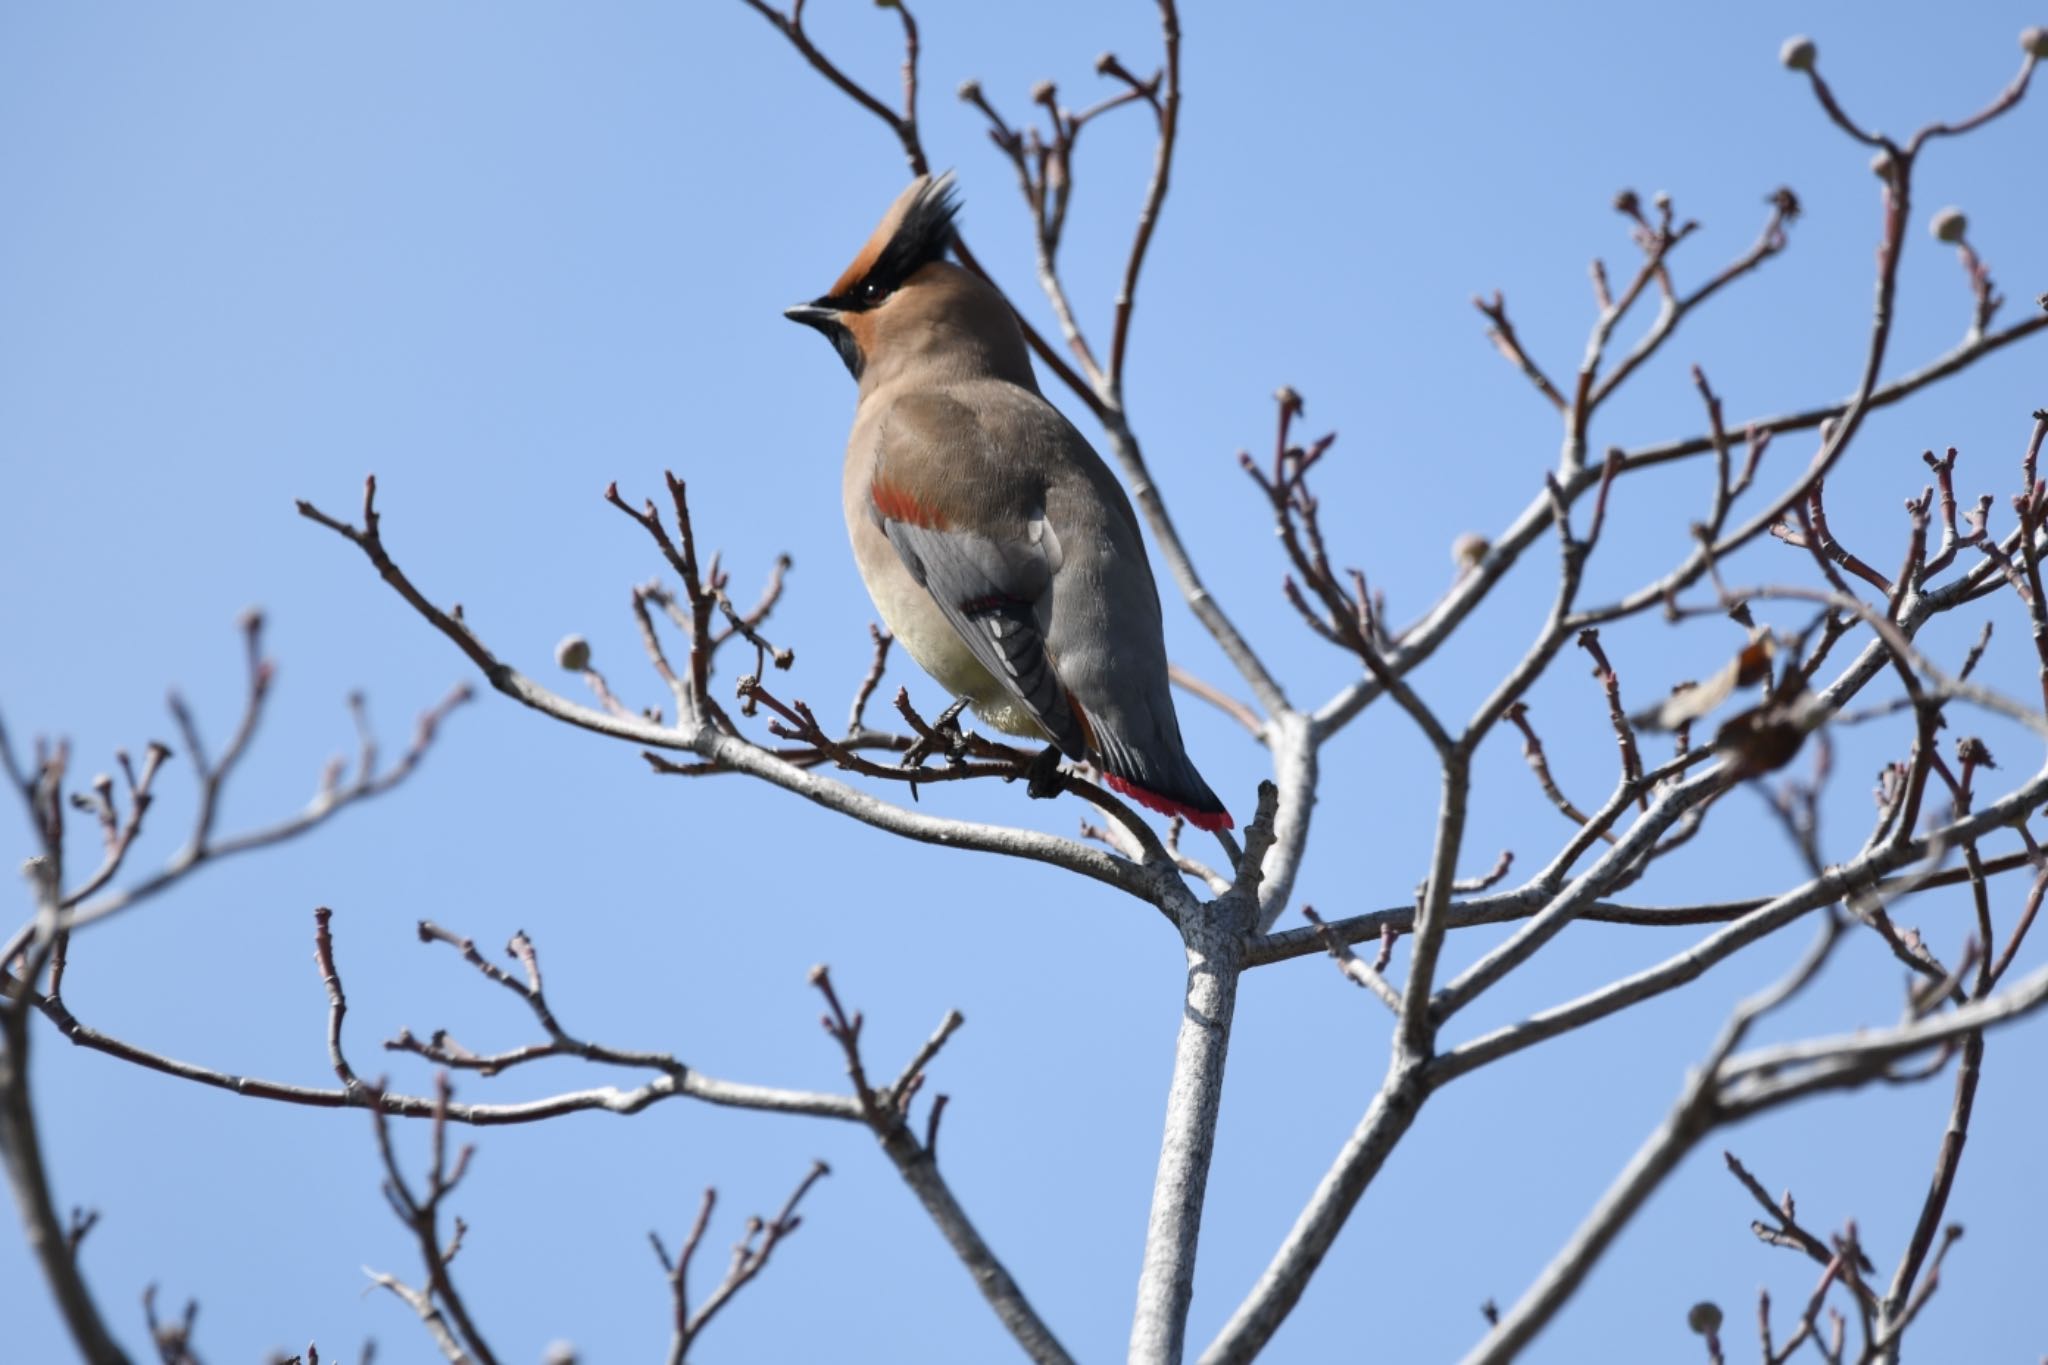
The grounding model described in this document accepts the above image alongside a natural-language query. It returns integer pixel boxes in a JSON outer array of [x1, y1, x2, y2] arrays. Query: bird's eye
[[859, 280, 885, 304]]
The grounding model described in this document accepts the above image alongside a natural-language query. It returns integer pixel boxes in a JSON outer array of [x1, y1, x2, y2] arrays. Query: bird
[[784, 173, 1233, 832]]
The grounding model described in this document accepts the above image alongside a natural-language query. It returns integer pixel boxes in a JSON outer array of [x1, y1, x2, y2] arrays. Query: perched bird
[[785, 174, 1232, 831]]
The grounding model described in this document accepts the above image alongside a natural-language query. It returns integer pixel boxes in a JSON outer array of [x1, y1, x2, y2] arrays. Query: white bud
[[1780, 35, 1817, 71], [554, 635, 592, 672], [1929, 207, 1968, 243]]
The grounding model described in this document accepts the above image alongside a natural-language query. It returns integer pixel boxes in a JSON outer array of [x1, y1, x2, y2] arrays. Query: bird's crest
[[828, 173, 961, 303]]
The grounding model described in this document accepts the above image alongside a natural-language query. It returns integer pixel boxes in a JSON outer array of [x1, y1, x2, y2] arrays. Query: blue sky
[[3, 3, 2045, 1360]]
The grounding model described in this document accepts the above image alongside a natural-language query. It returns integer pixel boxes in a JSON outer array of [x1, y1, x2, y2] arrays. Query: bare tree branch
[[1132, 782, 1277, 1364], [364, 1074, 499, 1365], [652, 1161, 829, 1365], [808, 967, 1075, 1365], [298, 476, 1176, 907]]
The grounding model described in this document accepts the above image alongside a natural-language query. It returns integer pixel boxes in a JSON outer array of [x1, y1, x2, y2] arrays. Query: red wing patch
[[871, 476, 949, 530]]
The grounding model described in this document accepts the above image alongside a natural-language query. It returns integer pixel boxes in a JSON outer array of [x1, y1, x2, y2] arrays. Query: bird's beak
[[786, 298, 863, 379], [783, 301, 840, 334]]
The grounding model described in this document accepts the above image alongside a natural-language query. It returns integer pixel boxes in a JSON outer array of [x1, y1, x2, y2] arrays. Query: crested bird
[[784, 174, 1233, 831]]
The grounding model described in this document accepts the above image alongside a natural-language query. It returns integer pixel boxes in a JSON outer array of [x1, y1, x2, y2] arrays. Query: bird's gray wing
[[866, 391, 1089, 758]]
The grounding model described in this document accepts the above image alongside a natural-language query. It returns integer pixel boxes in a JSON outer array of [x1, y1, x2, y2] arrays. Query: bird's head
[[786, 173, 1032, 393]]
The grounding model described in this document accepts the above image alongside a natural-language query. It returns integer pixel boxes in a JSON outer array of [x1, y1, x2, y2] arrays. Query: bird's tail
[[1088, 723, 1233, 832]]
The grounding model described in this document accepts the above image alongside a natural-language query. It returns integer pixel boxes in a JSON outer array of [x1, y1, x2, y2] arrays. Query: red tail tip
[[1102, 773, 1234, 832]]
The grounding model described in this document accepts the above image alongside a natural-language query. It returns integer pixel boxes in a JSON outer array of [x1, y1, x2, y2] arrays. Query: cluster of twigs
[[0, 619, 467, 1362]]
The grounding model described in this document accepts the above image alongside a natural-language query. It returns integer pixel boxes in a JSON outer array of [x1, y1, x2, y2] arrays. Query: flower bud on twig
[[554, 635, 592, 672]]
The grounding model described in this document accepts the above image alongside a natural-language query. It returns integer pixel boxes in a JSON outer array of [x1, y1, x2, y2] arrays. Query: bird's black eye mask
[[809, 277, 889, 315]]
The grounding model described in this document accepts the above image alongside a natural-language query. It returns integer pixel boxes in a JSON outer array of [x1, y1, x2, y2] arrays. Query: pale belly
[[848, 515, 1049, 741]]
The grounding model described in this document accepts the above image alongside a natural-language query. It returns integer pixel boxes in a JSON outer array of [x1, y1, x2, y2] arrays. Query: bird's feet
[[932, 698, 972, 761], [1023, 744, 1065, 800], [900, 696, 974, 771]]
